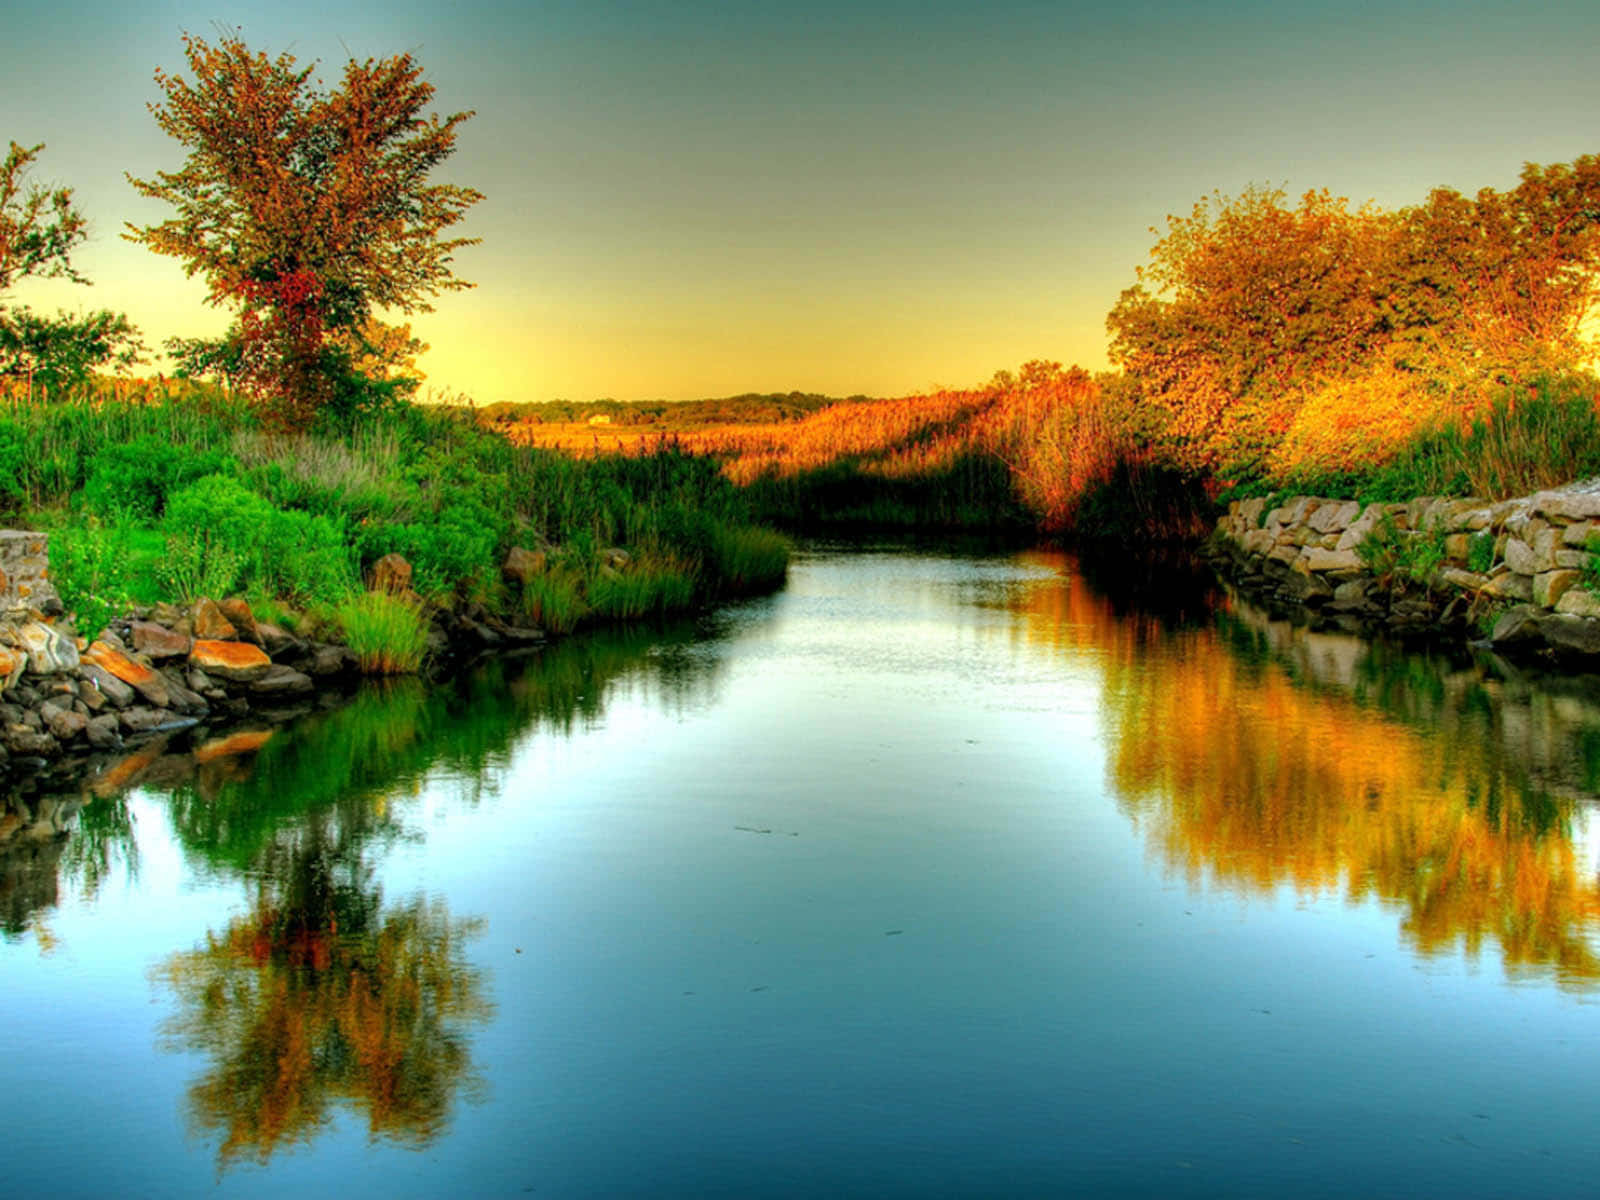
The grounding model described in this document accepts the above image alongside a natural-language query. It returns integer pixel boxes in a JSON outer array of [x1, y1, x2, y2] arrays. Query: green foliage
[[706, 525, 790, 594], [83, 435, 233, 520], [50, 522, 148, 639], [587, 555, 697, 621], [518, 569, 586, 634], [1585, 532, 1600, 595], [1467, 531, 1496, 574], [335, 590, 430, 674], [1355, 513, 1447, 586], [164, 474, 356, 604]]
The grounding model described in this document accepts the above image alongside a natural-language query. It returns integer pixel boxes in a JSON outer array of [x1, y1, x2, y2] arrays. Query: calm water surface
[[5, 543, 1600, 1197]]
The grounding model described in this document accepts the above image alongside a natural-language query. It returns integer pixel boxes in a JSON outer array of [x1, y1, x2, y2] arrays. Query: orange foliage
[[1008, 552, 1600, 987], [497, 362, 1134, 530]]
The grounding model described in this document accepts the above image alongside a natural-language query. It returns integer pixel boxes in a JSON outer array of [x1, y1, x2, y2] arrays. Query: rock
[[149, 602, 186, 627], [1490, 605, 1543, 645], [157, 670, 208, 715], [1308, 500, 1360, 534], [76, 679, 106, 712], [191, 598, 237, 641], [305, 644, 358, 677], [1562, 521, 1594, 548], [186, 667, 216, 693], [1537, 613, 1600, 657], [78, 662, 137, 709], [189, 639, 272, 683], [1484, 571, 1534, 601], [1555, 589, 1600, 619], [17, 621, 79, 675], [82, 642, 171, 709], [462, 618, 503, 646], [1440, 567, 1489, 593], [371, 553, 413, 595], [1534, 489, 1600, 522], [253, 622, 303, 658], [1267, 544, 1300, 566], [4, 724, 56, 756], [1534, 569, 1582, 609], [44, 707, 87, 742], [129, 620, 192, 659], [1503, 537, 1542, 576], [248, 665, 315, 696], [118, 706, 173, 734], [218, 596, 260, 644], [1302, 546, 1363, 573], [1556, 550, 1589, 570], [84, 714, 122, 750], [1240, 529, 1276, 555], [0, 646, 24, 693], [502, 546, 547, 585]]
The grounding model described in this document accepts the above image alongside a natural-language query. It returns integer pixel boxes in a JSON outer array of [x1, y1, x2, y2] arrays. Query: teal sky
[[4, 0, 1599, 403]]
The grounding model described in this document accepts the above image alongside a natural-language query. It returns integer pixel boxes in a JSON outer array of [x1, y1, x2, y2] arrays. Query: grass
[[4, 381, 792, 659], [334, 591, 430, 674]]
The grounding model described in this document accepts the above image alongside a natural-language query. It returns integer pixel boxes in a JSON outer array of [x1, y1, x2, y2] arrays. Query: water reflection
[[1018, 550, 1600, 989]]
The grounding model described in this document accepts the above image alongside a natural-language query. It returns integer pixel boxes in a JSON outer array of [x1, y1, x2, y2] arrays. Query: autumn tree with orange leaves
[[127, 32, 482, 428]]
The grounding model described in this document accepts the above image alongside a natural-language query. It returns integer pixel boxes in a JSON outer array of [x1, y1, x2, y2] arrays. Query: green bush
[[82, 436, 233, 520], [163, 474, 356, 603]]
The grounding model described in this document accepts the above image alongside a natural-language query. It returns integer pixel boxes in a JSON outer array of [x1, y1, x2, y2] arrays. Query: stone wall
[[0, 531, 60, 617], [1209, 480, 1600, 657]]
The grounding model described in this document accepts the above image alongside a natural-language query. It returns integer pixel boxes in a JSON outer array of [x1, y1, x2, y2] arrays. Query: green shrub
[[335, 590, 430, 674], [51, 523, 137, 640], [82, 436, 233, 520], [163, 474, 356, 603]]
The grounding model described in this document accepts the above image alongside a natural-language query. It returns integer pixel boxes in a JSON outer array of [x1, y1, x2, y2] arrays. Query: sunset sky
[[4, 0, 1600, 404]]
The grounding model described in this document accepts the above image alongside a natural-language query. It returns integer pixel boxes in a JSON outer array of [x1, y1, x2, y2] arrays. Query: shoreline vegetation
[[5, 31, 1600, 783]]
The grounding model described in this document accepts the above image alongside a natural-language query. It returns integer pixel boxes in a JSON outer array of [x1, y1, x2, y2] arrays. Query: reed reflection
[[1016, 551, 1600, 990]]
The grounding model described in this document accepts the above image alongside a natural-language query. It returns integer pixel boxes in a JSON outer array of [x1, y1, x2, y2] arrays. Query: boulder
[[44, 707, 87, 742], [305, 644, 358, 677], [17, 621, 79, 675], [1534, 570, 1582, 609], [191, 598, 237, 641], [1503, 537, 1543, 576], [1537, 613, 1600, 657], [118, 706, 173, 734], [218, 596, 260, 644], [82, 642, 171, 709], [189, 639, 272, 683], [78, 662, 136, 709], [248, 665, 315, 696], [1484, 571, 1534, 602], [84, 714, 122, 751], [253, 622, 303, 658], [129, 620, 191, 659], [1302, 546, 1363, 573], [370, 553, 413, 595], [1533, 488, 1600, 522], [1562, 521, 1594, 548], [502, 546, 547, 585], [4, 724, 55, 756], [0, 646, 24, 693], [1555, 589, 1600, 619], [1490, 605, 1542, 645]]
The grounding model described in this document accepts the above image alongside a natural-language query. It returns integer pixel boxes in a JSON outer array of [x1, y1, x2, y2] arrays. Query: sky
[[4, 0, 1600, 404]]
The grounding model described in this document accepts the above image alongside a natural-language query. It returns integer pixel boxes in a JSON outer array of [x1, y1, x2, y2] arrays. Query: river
[[4, 542, 1600, 1198]]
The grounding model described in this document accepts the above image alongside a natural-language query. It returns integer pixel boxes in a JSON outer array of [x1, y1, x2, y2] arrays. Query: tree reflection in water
[[146, 620, 723, 1168], [1017, 549, 1600, 990]]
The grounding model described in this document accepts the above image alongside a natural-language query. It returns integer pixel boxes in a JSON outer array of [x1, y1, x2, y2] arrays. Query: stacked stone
[[0, 595, 358, 770], [1211, 480, 1600, 656]]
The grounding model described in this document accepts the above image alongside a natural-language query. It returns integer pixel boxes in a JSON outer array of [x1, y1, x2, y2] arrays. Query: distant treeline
[[478, 392, 876, 428]]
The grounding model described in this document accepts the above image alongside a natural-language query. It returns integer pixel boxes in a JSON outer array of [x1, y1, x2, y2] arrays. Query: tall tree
[[127, 32, 482, 428], [0, 141, 142, 392]]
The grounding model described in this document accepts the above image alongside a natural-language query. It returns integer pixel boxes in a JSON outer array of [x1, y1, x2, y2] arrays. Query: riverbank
[[1207, 478, 1600, 662]]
